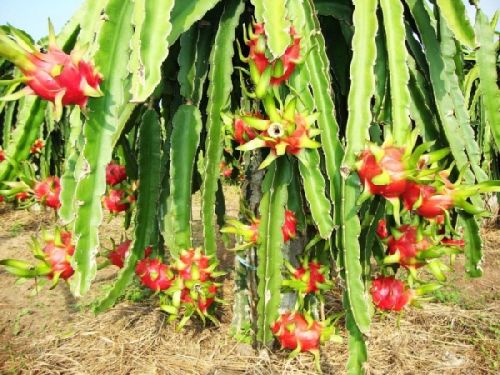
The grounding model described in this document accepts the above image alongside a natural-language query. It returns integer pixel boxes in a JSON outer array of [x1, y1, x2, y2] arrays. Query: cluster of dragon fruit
[[357, 136, 497, 311]]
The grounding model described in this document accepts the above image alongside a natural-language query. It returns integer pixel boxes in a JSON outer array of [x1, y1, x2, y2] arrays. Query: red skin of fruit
[[22, 46, 102, 107], [43, 231, 75, 280], [357, 147, 407, 198], [0, 195, 3, 203], [34, 176, 61, 209], [249, 211, 296, 244], [402, 182, 454, 218], [234, 118, 257, 145], [376, 219, 388, 239], [181, 284, 217, 313], [30, 139, 44, 154], [387, 225, 431, 268], [272, 312, 322, 352], [282, 210, 297, 242], [441, 238, 465, 247], [103, 189, 129, 213], [135, 258, 173, 291], [370, 276, 412, 311], [15, 192, 30, 201], [270, 30, 301, 85], [293, 261, 326, 293], [177, 248, 212, 282], [247, 24, 301, 86], [108, 240, 152, 268], [247, 23, 270, 73], [0, 149, 5, 162], [106, 163, 127, 186]]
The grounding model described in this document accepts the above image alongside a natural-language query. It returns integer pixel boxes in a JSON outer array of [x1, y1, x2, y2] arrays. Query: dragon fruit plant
[[0, 0, 498, 373]]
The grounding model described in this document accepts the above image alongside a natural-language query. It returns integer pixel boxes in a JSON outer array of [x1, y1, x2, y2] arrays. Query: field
[[1, 192, 498, 375]]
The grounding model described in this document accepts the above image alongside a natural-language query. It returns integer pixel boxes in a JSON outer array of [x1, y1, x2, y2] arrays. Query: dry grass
[[2, 290, 498, 374]]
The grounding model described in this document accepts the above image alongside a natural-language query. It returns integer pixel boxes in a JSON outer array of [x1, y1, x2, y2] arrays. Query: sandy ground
[[0, 195, 498, 374]]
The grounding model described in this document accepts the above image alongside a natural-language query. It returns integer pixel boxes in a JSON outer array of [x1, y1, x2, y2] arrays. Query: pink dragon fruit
[[0, 24, 102, 112], [108, 239, 152, 268], [357, 146, 408, 199], [135, 258, 174, 291], [282, 210, 297, 242], [272, 312, 323, 353], [34, 176, 61, 209], [42, 230, 75, 280], [402, 182, 454, 218], [386, 225, 431, 268], [286, 259, 331, 295], [174, 248, 218, 283], [245, 23, 301, 86], [106, 162, 127, 186], [103, 189, 131, 213], [370, 276, 413, 311]]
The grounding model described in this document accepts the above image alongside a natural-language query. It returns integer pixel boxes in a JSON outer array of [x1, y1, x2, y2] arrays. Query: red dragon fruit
[[376, 219, 389, 239], [174, 248, 218, 283], [402, 182, 454, 218], [42, 230, 75, 280], [219, 161, 234, 178], [15, 192, 30, 201], [370, 276, 413, 311], [272, 312, 323, 353], [180, 283, 218, 314], [0, 24, 102, 111], [386, 225, 431, 268], [106, 162, 127, 186], [34, 176, 61, 209], [441, 238, 465, 247], [103, 189, 130, 213], [356, 146, 408, 199], [245, 23, 301, 86], [282, 210, 297, 242], [135, 258, 174, 291], [286, 260, 331, 295], [108, 239, 152, 268], [30, 139, 44, 154]]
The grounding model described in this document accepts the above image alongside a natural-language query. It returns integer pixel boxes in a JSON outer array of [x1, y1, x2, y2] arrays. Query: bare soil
[[0, 197, 498, 374]]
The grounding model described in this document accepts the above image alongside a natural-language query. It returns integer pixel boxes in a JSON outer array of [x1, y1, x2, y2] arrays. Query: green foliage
[[256, 159, 290, 345], [95, 109, 162, 312], [70, 0, 136, 296], [201, 0, 244, 256], [164, 105, 202, 255]]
